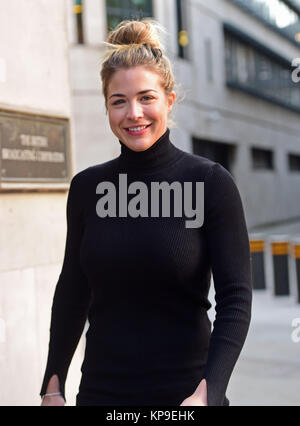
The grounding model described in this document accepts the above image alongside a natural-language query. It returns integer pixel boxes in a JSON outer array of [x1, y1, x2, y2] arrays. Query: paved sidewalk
[[249, 217, 300, 237], [208, 288, 300, 406]]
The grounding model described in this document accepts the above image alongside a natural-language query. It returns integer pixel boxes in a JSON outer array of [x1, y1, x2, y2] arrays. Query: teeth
[[128, 125, 148, 131]]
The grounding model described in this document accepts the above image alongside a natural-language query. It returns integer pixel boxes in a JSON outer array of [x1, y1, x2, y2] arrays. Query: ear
[[167, 91, 176, 113]]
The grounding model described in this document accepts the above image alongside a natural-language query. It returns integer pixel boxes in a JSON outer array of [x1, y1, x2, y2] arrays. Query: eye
[[112, 99, 124, 105], [141, 95, 154, 101], [111, 96, 154, 106]]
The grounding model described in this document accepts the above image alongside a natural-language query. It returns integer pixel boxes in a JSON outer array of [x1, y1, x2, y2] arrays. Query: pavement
[[218, 290, 300, 406], [206, 218, 300, 406], [249, 216, 300, 238]]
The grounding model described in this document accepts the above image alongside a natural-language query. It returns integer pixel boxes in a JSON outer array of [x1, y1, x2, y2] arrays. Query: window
[[288, 153, 300, 171], [74, 0, 84, 44], [204, 39, 213, 82], [192, 137, 235, 173], [106, 0, 153, 33], [229, 0, 300, 46], [176, 0, 190, 59], [251, 147, 274, 170], [224, 23, 300, 113]]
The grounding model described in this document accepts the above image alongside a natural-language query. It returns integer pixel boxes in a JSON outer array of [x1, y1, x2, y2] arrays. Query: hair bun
[[106, 18, 165, 52]]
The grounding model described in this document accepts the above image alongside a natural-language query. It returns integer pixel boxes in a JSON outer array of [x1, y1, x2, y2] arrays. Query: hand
[[179, 378, 208, 406], [40, 375, 65, 406], [41, 395, 65, 406]]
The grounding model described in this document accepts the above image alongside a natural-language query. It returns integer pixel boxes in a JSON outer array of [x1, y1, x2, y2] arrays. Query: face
[[106, 66, 176, 152]]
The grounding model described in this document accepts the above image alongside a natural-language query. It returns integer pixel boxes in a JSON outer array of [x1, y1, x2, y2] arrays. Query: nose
[[126, 100, 143, 121]]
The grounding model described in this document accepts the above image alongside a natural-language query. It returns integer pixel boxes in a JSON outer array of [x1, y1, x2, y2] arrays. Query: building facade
[[0, 0, 83, 406]]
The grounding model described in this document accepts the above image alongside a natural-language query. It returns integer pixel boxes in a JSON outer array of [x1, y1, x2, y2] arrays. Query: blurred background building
[[0, 0, 300, 406]]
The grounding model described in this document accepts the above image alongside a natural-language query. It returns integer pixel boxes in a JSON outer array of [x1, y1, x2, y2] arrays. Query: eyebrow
[[109, 89, 158, 99]]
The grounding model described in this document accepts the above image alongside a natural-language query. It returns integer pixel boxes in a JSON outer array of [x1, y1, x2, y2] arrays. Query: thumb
[[195, 378, 207, 401]]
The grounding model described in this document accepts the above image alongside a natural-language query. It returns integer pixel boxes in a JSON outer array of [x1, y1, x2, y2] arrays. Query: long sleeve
[[202, 163, 253, 406], [40, 174, 92, 402]]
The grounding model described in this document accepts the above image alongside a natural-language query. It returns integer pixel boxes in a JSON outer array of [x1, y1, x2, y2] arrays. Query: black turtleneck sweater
[[40, 128, 252, 406]]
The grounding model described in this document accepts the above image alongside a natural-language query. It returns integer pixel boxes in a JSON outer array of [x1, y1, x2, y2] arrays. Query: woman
[[40, 18, 252, 407]]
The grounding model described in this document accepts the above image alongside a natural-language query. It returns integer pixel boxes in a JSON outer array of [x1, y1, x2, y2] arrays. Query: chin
[[128, 140, 151, 152]]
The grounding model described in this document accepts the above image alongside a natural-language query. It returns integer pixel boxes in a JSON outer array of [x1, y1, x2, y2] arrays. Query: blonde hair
[[99, 18, 183, 128]]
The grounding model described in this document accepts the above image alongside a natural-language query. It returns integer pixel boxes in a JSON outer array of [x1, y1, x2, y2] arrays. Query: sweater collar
[[118, 128, 180, 172]]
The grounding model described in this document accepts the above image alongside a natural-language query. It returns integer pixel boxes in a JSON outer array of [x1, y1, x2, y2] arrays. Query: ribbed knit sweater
[[40, 128, 252, 406]]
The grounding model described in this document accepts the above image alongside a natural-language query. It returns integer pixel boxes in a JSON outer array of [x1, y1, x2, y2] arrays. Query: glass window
[[176, 0, 190, 59], [204, 39, 213, 82], [230, 0, 300, 45], [288, 153, 300, 171], [224, 29, 300, 112], [251, 147, 274, 170], [73, 0, 84, 44], [192, 138, 235, 173], [106, 0, 153, 32]]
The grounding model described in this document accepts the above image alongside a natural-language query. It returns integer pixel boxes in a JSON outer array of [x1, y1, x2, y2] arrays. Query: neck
[[118, 128, 180, 172]]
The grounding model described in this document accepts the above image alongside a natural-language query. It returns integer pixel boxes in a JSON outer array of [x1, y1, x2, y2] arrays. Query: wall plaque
[[0, 110, 71, 190]]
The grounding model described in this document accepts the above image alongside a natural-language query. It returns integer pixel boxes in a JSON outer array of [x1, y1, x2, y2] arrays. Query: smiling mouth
[[125, 124, 152, 130]]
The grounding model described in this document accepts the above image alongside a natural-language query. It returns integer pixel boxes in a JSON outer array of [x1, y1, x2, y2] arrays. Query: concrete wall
[[68, 0, 122, 173], [0, 0, 83, 406], [171, 0, 300, 229], [0, 0, 71, 116]]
